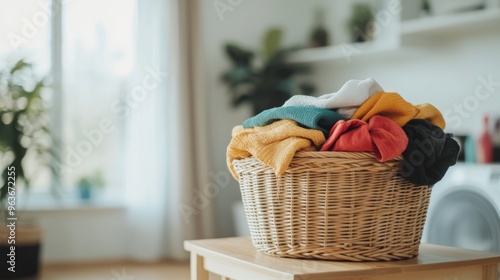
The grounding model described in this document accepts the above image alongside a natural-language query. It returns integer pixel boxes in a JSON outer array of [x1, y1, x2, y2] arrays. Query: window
[[0, 0, 51, 75], [0, 0, 137, 197], [59, 0, 136, 193]]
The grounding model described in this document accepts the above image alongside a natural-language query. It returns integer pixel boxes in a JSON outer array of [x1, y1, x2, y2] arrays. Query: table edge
[[184, 237, 500, 276]]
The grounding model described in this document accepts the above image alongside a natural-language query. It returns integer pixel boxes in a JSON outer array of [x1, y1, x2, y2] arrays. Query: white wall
[[200, 0, 500, 237]]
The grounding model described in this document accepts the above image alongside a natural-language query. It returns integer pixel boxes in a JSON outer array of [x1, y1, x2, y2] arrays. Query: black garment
[[399, 119, 460, 186]]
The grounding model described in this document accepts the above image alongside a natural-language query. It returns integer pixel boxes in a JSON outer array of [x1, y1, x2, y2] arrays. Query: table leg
[[482, 264, 498, 280], [190, 252, 209, 280]]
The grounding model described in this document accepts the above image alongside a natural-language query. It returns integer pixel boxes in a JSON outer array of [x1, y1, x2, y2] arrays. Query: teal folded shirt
[[242, 106, 347, 137]]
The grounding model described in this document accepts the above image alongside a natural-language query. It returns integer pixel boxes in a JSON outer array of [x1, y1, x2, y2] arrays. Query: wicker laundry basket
[[233, 151, 432, 261]]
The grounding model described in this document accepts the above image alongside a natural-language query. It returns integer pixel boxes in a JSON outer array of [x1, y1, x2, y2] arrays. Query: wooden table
[[184, 237, 500, 280]]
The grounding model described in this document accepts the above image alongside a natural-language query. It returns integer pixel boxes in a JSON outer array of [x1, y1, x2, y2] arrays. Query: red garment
[[320, 115, 408, 162]]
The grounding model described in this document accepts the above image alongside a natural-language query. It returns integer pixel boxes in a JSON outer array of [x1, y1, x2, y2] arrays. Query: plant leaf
[[262, 28, 282, 61], [224, 43, 253, 66], [10, 60, 30, 74]]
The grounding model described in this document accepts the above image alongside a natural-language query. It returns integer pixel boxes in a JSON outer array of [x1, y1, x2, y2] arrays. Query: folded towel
[[350, 91, 446, 129], [227, 119, 325, 179], [320, 115, 408, 162], [399, 119, 460, 186], [242, 106, 346, 137], [282, 78, 383, 118]]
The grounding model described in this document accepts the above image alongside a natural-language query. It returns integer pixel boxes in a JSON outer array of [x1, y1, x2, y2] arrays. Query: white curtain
[[123, 0, 215, 261]]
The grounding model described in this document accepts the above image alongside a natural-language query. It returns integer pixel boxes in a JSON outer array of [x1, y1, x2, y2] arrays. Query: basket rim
[[233, 151, 403, 163]]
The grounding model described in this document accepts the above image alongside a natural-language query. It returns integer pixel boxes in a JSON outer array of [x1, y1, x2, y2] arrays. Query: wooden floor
[[39, 260, 190, 280]]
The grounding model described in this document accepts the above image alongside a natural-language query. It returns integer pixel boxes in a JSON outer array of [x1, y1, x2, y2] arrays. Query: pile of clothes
[[227, 78, 460, 186]]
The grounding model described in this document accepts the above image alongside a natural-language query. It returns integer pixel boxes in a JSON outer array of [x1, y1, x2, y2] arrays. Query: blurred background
[[0, 0, 499, 279]]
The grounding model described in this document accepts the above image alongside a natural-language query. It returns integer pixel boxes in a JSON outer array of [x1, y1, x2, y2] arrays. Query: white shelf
[[402, 8, 500, 36], [288, 3, 500, 64], [288, 41, 395, 63]]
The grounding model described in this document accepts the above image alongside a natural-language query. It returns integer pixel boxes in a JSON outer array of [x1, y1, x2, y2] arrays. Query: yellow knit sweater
[[351, 92, 445, 129], [226, 119, 325, 179]]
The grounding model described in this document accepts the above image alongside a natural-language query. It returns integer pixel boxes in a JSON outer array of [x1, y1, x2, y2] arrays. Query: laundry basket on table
[[233, 151, 431, 261]]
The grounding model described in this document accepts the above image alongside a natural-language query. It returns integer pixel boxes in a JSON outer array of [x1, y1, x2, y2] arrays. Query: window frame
[[50, 0, 63, 192]]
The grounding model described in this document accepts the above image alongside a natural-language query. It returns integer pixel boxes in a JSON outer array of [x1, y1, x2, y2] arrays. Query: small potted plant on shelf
[[0, 60, 55, 279], [347, 3, 375, 43], [77, 170, 105, 200], [221, 28, 316, 115]]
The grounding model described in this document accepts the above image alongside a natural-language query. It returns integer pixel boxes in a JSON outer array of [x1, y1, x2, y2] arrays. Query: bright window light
[[0, 0, 137, 197]]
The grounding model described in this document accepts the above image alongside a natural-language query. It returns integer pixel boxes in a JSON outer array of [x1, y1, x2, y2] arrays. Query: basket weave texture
[[233, 151, 432, 261]]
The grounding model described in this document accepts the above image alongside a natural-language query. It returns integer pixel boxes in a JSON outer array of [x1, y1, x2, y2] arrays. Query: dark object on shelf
[[309, 9, 330, 48], [493, 118, 500, 163], [422, 0, 431, 16], [494, 146, 500, 163], [0, 224, 41, 279], [347, 3, 375, 43], [222, 28, 316, 115], [0, 245, 40, 279]]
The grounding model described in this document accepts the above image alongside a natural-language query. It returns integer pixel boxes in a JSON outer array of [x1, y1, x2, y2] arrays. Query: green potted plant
[[0, 59, 54, 279], [77, 170, 105, 200], [221, 28, 316, 115], [347, 3, 375, 43]]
